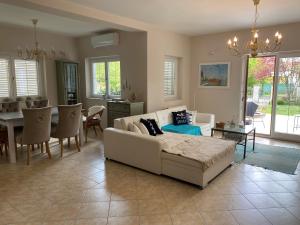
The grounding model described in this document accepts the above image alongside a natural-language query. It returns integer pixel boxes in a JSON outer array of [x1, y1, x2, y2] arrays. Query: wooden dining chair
[[83, 105, 105, 143], [51, 103, 82, 158], [16, 107, 52, 165]]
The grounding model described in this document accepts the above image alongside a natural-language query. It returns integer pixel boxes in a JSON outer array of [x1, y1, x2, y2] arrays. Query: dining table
[[0, 107, 84, 163]]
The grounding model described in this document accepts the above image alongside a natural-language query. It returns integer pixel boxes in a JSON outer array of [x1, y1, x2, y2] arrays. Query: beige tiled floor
[[0, 135, 300, 225]]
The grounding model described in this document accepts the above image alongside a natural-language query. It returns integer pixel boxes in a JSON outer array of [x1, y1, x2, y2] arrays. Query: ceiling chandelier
[[227, 0, 282, 57], [17, 19, 66, 60]]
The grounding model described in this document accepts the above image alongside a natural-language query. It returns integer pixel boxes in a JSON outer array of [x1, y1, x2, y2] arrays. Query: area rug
[[235, 143, 300, 174]]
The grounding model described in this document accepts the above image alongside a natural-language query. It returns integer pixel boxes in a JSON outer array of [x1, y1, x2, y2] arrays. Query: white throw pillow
[[187, 110, 197, 124], [120, 119, 127, 130], [133, 121, 149, 135], [128, 123, 142, 134]]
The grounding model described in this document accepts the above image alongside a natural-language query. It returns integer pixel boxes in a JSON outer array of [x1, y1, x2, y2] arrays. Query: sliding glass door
[[244, 53, 300, 141], [272, 56, 300, 140], [245, 56, 276, 135]]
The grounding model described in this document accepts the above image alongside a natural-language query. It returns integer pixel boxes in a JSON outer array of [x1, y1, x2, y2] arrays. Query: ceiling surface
[[70, 0, 300, 35], [0, 3, 135, 36]]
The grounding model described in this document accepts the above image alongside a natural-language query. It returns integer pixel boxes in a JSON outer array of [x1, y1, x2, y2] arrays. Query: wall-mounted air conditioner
[[91, 32, 119, 48]]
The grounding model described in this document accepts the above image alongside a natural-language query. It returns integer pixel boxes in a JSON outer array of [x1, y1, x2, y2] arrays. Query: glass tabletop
[[212, 125, 255, 135]]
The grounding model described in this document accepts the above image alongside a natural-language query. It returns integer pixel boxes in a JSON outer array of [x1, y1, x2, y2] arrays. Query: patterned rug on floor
[[235, 143, 300, 174]]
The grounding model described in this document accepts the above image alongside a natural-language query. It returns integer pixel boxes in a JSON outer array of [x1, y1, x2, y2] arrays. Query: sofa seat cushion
[[156, 132, 236, 172], [161, 124, 201, 136], [161, 151, 202, 168]]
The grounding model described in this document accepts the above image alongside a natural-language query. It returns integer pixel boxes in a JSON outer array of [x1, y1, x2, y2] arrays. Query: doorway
[[244, 54, 300, 141]]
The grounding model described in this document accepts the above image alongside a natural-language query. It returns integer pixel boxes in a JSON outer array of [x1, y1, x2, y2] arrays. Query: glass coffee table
[[211, 125, 256, 159]]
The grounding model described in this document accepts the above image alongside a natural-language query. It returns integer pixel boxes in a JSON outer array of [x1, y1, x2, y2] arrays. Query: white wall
[[147, 29, 192, 112], [76, 31, 147, 106], [77, 29, 192, 115], [76, 31, 147, 127], [0, 23, 79, 105], [191, 22, 300, 122]]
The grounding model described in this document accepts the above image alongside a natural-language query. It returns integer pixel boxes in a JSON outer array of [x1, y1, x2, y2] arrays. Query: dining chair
[[0, 101, 23, 157], [33, 99, 49, 108], [83, 105, 105, 143], [15, 107, 52, 165], [25, 99, 33, 108], [1, 101, 20, 112], [51, 103, 82, 158], [0, 129, 8, 158]]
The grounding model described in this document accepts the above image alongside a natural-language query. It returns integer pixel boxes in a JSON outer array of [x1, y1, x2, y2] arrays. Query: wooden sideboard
[[107, 101, 144, 127]]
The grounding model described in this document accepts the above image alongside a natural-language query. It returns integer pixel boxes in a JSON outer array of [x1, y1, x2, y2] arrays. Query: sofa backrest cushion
[[156, 106, 187, 127], [120, 112, 158, 131], [133, 121, 149, 134], [128, 123, 142, 134]]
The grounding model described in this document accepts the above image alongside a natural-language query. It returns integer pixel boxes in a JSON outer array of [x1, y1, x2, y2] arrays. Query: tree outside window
[[91, 58, 121, 98]]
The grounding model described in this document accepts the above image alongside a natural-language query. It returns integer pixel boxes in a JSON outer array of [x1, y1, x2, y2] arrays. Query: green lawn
[[261, 104, 300, 116]]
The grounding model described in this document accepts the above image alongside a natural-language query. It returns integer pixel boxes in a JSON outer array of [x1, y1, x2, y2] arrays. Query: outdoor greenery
[[247, 57, 300, 116], [247, 57, 275, 97], [108, 61, 121, 96], [262, 104, 300, 116], [93, 62, 106, 96], [93, 61, 121, 96]]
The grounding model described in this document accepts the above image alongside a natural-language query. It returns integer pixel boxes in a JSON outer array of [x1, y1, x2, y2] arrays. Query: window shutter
[[164, 57, 177, 96], [0, 58, 10, 98], [14, 59, 39, 96]]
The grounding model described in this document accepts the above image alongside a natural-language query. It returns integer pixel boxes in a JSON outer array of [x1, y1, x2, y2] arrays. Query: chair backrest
[[55, 103, 82, 138], [25, 100, 33, 108], [1, 101, 19, 112], [33, 99, 49, 108], [22, 107, 52, 144], [246, 101, 259, 117], [87, 105, 105, 119]]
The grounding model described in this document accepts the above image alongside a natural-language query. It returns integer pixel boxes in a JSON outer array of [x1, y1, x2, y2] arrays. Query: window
[[14, 59, 39, 96], [164, 56, 178, 98], [0, 58, 10, 98], [0, 57, 40, 99], [91, 57, 121, 98]]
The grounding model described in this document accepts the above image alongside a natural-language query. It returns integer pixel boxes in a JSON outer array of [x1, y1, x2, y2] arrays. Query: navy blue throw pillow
[[148, 119, 163, 135], [140, 118, 157, 136], [172, 110, 188, 125]]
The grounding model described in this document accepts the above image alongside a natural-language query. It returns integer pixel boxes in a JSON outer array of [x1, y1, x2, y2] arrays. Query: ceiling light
[[227, 0, 282, 57]]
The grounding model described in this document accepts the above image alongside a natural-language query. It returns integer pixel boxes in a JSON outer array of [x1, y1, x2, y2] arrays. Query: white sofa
[[104, 106, 235, 187]]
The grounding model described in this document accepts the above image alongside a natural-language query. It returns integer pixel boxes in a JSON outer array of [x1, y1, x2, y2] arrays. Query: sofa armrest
[[104, 128, 162, 174], [196, 113, 215, 128]]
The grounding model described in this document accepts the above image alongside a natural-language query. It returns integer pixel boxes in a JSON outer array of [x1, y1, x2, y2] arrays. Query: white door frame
[[271, 52, 300, 142], [242, 52, 300, 142]]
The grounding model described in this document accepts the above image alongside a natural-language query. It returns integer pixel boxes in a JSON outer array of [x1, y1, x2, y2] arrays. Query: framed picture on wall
[[199, 62, 230, 88]]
